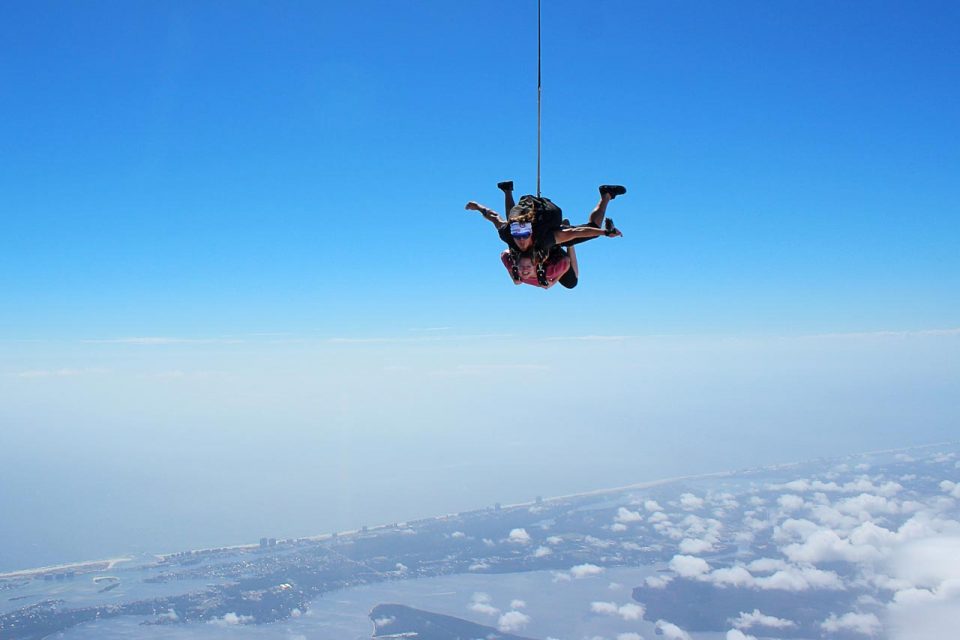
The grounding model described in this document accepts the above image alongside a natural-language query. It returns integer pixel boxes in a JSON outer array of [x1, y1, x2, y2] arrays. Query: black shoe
[[605, 217, 615, 232], [561, 218, 570, 226], [599, 184, 626, 199], [497, 180, 514, 192]]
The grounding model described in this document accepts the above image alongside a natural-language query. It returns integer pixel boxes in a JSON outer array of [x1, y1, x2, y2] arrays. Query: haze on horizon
[[1, 1, 958, 572]]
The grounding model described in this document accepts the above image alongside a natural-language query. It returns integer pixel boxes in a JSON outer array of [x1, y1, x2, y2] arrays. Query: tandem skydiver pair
[[465, 182, 625, 289]]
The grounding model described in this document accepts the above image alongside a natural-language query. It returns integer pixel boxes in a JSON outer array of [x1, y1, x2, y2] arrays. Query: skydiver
[[464, 182, 624, 288]]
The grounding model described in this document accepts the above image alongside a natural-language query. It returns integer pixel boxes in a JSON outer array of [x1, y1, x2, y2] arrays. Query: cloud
[[591, 601, 619, 616], [646, 575, 673, 588], [546, 535, 563, 544], [469, 592, 499, 617], [570, 563, 604, 578], [726, 631, 757, 640], [835, 493, 901, 519], [655, 620, 693, 640], [510, 599, 526, 609], [533, 545, 553, 557], [508, 528, 531, 544], [497, 610, 531, 633], [373, 615, 395, 626], [679, 493, 705, 510], [746, 558, 788, 573], [669, 555, 710, 578], [753, 566, 845, 591], [940, 481, 960, 499], [706, 566, 755, 588], [611, 523, 628, 533], [777, 494, 806, 512], [679, 538, 714, 554], [821, 612, 882, 636], [644, 500, 664, 511], [617, 634, 644, 640], [616, 507, 643, 523], [618, 603, 644, 620], [209, 612, 253, 626], [591, 601, 644, 621], [732, 609, 796, 630]]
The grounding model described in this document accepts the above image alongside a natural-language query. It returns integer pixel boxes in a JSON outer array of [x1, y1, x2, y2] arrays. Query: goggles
[[509, 221, 533, 238]]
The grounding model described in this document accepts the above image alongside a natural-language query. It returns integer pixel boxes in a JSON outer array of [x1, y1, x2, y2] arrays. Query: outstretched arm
[[552, 224, 622, 244], [465, 201, 506, 229]]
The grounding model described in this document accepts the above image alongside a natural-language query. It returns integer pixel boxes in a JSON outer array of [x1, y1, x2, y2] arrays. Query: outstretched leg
[[558, 246, 579, 289], [587, 192, 613, 227], [587, 185, 626, 227], [498, 181, 515, 216]]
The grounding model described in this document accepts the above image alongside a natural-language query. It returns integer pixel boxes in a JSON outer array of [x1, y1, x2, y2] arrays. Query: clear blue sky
[[2, 0, 958, 338], [1, 1, 959, 570]]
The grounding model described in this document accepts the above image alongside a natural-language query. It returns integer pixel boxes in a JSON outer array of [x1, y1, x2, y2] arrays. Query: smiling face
[[517, 256, 536, 280]]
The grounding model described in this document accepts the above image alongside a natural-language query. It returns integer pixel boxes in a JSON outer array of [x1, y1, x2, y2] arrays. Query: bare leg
[[587, 193, 613, 227], [503, 188, 515, 214], [566, 244, 579, 278]]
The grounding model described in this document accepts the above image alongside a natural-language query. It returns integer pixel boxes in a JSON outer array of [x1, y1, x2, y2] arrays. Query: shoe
[[605, 218, 615, 232], [561, 218, 570, 226], [599, 184, 626, 199], [497, 181, 514, 192]]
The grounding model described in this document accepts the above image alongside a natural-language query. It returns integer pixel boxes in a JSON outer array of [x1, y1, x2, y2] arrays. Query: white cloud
[[821, 612, 882, 636], [669, 555, 710, 577], [617, 634, 644, 640], [783, 526, 884, 564], [469, 592, 499, 617], [616, 507, 644, 523], [210, 612, 254, 626], [725, 630, 757, 640], [679, 538, 714, 554], [777, 494, 806, 512], [680, 493, 705, 510], [510, 599, 526, 609], [706, 566, 755, 588], [611, 523, 628, 533], [591, 601, 619, 616], [644, 500, 664, 511], [498, 610, 531, 633], [655, 620, 693, 640], [940, 481, 960, 499], [754, 566, 844, 591], [546, 535, 563, 545], [618, 603, 644, 620], [591, 601, 644, 621], [732, 609, 796, 630], [373, 615, 395, 626], [451, 531, 466, 539], [646, 575, 673, 588], [648, 511, 670, 523], [533, 545, 552, 557], [836, 493, 901, 519], [508, 528, 531, 544], [746, 558, 788, 573], [570, 563, 604, 578]]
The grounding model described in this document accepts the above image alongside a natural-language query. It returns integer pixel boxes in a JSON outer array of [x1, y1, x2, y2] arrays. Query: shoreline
[[2, 440, 953, 579]]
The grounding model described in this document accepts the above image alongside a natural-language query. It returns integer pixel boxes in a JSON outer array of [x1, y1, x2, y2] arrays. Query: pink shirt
[[500, 251, 570, 288]]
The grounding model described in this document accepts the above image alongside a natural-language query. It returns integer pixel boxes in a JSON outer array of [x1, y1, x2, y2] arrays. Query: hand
[[465, 201, 481, 211]]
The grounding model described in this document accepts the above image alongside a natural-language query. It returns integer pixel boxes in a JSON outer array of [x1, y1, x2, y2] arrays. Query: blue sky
[[2, 0, 958, 338], [1, 1, 958, 568]]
